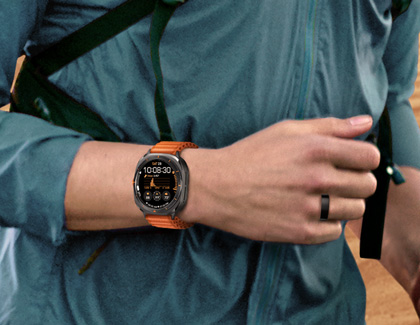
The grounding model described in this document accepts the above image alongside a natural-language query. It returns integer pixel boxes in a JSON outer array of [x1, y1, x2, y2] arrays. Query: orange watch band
[[150, 141, 198, 155], [145, 141, 198, 229], [145, 215, 193, 229]]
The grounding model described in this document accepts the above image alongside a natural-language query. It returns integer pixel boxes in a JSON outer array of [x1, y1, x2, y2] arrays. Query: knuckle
[[302, 198, 319, 218], [306, 170, 334, 193], [330, 223, 343, 241], [305, 137, 329, 161], [326, 117, 341, 131], [358, 199, 366, 218], [352, 199, 366, 219], [366, 172, 378, 197], [279, 119, 299, 134], [365, 144, 381, 170], [300, 224, 318, 244]]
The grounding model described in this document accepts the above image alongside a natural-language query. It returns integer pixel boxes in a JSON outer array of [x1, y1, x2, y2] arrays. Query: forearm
[[381, 166, 420, 292], [66, 116, 378, 245], [65, 141, 151, 230], [64, 141, 215, 230]]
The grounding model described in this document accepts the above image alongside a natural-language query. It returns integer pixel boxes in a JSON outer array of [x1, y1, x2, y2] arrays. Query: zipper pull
[[386, 162, 406, 185]]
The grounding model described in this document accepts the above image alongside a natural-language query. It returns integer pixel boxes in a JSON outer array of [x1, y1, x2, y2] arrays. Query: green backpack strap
[[391, 0, 413, 20], [12, 0, 182, 142], [10, 0, 186, 274], [11, 58, 123, 142], [150, 0, 180, 141], [360, 108, 404, 259], [31, 0, 156, 76], [359, 0, 412, 259]]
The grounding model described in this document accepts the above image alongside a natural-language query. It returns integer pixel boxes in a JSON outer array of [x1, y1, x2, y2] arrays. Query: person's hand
[[183, 115, 380, 244]]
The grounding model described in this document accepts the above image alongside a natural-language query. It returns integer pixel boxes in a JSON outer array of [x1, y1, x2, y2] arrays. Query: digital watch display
[[133, 141, 198, 229], [134, 157, 181, 210]]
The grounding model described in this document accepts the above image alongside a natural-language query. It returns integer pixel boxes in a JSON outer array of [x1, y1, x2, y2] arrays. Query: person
[[0, 0, 419, 323]]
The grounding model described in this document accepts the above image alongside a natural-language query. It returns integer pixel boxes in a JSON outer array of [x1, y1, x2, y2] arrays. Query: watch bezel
[[133, 152, 189, 217]]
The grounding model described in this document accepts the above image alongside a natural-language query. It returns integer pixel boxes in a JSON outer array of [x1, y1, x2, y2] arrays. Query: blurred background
[[345, 37, 420, 324], [2, 37, 420, 324]]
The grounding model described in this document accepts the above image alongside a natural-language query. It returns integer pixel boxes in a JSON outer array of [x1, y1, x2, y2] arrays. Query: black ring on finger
[[320, 194, 330, 221]]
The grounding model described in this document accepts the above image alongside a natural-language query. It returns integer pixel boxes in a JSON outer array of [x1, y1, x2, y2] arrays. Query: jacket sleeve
[[384, 0, 420, 170], [0, 1, 92, 246]]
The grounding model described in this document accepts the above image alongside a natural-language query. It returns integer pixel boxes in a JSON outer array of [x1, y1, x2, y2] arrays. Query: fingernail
[[348, 115, 372, 126]]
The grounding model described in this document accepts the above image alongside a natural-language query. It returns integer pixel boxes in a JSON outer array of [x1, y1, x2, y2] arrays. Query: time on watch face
[[135, 158, 179, 210]]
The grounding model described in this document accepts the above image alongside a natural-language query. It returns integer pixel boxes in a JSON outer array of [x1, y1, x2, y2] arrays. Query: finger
[[301, 166, 377, 198], [307, 136, 380, 171], [332, 169, 377, 198], [304, 195, 365, 221], [298, 197, 365, 244], [323, 196, 365, 221], [283, 115, 373, 139], [300, 220, 343, 245]]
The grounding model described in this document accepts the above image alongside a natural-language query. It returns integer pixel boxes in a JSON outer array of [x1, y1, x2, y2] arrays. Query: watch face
[[134, 157, 181, 210]]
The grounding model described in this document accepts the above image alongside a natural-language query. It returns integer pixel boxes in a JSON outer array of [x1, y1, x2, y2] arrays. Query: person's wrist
[[178, 147, 221, 225]]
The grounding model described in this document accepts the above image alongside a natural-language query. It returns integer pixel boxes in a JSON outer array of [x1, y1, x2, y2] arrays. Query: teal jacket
[[0, 1, 419, 324]]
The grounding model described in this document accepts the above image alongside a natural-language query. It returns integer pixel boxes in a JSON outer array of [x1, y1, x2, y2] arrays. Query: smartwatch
[[133, 141, 198, 229]]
